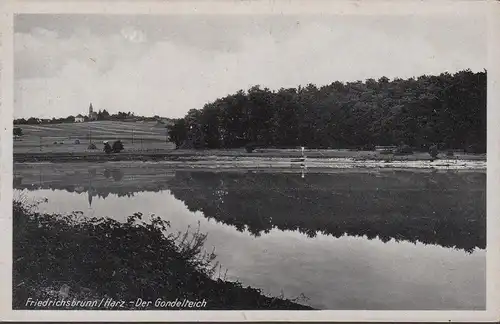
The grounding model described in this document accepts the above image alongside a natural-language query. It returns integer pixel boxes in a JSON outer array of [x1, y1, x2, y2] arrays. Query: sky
[[14, 13, 487, 119]]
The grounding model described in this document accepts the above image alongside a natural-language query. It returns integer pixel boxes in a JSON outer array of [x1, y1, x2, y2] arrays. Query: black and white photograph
[[2, 0, 499, 322]]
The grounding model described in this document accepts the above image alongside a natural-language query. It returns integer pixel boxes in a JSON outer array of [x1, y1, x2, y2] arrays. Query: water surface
[[13, 163, 486, 310]]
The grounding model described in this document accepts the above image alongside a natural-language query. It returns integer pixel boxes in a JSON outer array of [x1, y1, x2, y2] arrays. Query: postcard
[[1, 0, 499, 322]]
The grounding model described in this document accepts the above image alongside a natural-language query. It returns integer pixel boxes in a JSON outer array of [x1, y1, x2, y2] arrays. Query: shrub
[[12, 200, 312, 310], [245, 143, 256, 153], [361, 144, 376, 151], [379, 149, 393, 155], [394, 144, 413, 155], [429, 144, 439, 159], [74, 139, 80, 144], [103, 143, 112, 154], [446, 150, 454, 157], [465, 144, 483, 154], [112, 140, 124, 153], [88, 143, 97, 150], [13, 127, 23, 137]]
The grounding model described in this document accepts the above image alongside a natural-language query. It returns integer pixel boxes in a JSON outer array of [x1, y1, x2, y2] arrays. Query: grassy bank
[[13, 149, 486, 163], [12, 199, 312, 310]]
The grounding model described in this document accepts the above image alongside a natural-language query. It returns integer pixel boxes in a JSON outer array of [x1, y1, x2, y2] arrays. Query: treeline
[[168, 70, 486, 152], [14, 111, 171, 125]]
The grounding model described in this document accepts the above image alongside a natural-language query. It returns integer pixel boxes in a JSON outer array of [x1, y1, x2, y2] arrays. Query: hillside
[[13, 121, 174, 154]]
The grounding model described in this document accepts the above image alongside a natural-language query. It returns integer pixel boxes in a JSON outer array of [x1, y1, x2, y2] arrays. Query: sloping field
[[14, 121, 174, 153], [17, 121, 167, 137]]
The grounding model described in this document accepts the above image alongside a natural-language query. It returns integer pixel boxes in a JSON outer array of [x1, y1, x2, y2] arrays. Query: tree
[[98, 109, 111, 121], [168, 119, 188, 148], [112, 140, 124, 153], [429, 144, 439, 160], [26, 117, 40, 125], [103, 142, 112, 154], [13, 127, 23, 137], [102, 109, 110, 120]]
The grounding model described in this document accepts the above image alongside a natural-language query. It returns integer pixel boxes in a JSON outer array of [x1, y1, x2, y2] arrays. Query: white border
[[1, 0, 499, 322]]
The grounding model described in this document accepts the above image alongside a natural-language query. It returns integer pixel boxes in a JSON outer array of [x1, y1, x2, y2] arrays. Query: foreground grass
[[12, 199, 312, 310]]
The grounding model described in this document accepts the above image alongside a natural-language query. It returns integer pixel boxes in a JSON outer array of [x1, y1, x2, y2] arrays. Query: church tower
[[88, 102, 97, 121]]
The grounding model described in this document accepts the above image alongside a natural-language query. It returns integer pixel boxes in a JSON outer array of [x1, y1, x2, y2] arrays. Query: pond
[[13, 162, 486, 310]]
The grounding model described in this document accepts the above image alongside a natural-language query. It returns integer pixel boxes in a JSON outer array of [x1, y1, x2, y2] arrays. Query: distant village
[[74, 103, 99, 122], [13, 102, 175, 127]]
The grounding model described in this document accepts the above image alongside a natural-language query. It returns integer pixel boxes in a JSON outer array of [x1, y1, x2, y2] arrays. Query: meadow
[[14, 121, 175, 153], [13, 121, 486, 166]]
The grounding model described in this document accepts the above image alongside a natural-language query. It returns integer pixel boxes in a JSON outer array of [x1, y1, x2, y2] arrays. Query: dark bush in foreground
[[12, 200, 311, 310]]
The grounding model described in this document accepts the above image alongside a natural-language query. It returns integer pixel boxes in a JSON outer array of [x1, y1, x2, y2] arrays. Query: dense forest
[[169, 70, 486, 153]]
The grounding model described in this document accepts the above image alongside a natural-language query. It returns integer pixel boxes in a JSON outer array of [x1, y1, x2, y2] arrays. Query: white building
[[75, 114, 85, 122]]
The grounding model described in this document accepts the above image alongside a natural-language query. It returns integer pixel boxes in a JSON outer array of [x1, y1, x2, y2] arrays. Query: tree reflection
[[165, 171, 485, 253], [14, 167, 486, 253], [103, 168, 124, 182]]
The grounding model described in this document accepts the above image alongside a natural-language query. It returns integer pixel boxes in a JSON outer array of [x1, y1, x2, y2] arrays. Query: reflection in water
[[103, 168, 124, 182], [166, 171, 485, 253], [14, 187, 486, 310], [88, 168, 97, 177], [14, 165, 486, 253], [12, 162, 486, 310], [13, 176, 23, 187]]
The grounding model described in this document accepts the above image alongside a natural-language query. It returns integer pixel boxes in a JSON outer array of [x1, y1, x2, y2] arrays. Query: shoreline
[[13, 151, 486, 170], [13, 200, 313, 310]]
